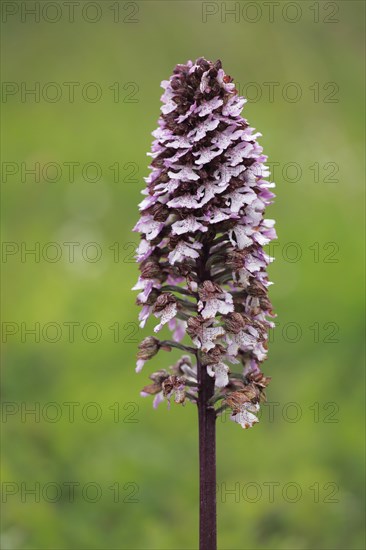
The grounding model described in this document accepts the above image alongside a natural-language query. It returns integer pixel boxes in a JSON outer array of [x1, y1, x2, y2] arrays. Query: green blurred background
[[1, 1, 365, 549]]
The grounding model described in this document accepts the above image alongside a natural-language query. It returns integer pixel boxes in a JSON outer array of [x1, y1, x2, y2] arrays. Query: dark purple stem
[[197, 354, 217, 550], [196, 237, 217, 550]]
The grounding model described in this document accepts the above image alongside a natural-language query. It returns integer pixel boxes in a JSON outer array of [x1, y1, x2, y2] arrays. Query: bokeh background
[[1, 1, 365, 549]]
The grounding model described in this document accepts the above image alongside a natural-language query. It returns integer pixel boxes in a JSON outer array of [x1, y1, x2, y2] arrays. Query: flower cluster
[[133, 58, 276, 428]]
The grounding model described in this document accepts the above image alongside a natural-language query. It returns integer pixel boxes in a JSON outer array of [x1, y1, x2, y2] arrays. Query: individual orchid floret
[[162, 375, 186, 405], [153, 294, 178, 333], [140, 369, 169, 409], [223, 372, 270, 429], [186, 317, 226, 353], [198, 281, 234, 319], [133, 57, 276, 431], [140, 358, 197, 409], [230, 399, 260, 429], [136, 336, 160, 372]]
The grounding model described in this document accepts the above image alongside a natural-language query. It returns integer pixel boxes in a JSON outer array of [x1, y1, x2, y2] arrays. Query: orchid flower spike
[[133, 57, 276, 429]]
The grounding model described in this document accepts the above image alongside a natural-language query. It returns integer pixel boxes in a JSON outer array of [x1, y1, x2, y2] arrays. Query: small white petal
[[229, 226, 253, 250], [154, 303, 178, 333], [161, 101, 177, 114], [135, 359, 145, 373], [172, 216, 208, 236], [231, 403, 260, 429], [198, 97, 223, 117], [168, 166, 200, 181], [207, 362, 229, 387], [168, 241, 202, 264]]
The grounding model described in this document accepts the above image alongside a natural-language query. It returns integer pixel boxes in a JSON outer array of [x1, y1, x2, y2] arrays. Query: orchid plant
[[133, 57, 276, 550]]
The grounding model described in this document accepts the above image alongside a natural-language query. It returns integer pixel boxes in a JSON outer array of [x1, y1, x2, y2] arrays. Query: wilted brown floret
[[137, 337, 160, 361]]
